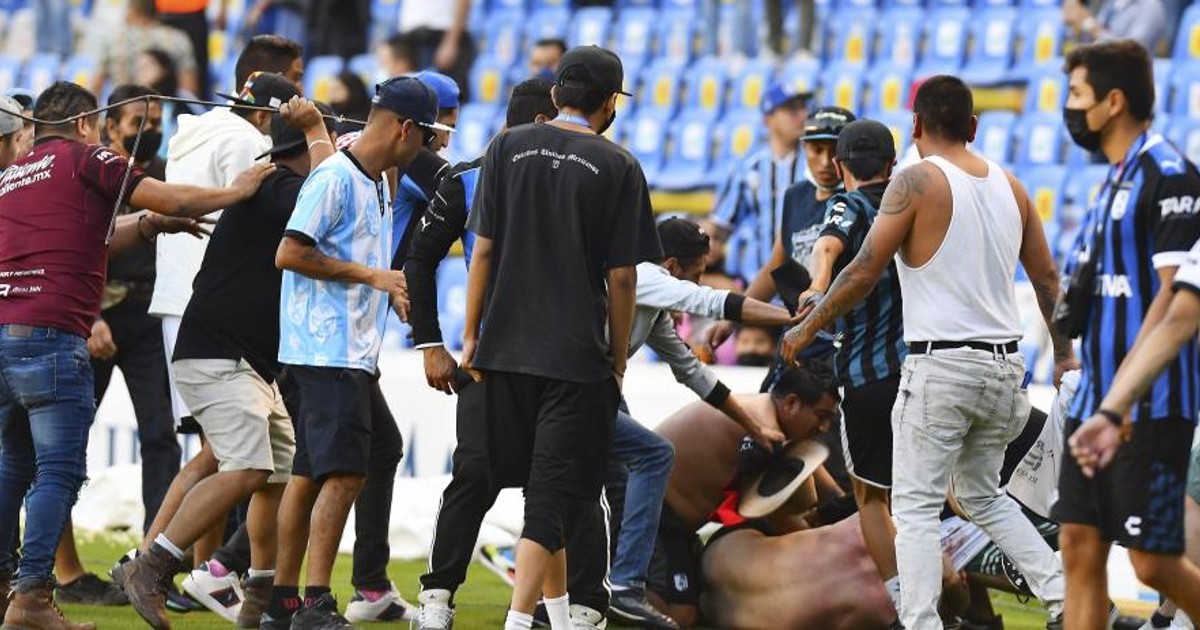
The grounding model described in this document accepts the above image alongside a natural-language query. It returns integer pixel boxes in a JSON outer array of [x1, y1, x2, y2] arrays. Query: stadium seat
[[778, 57, 821, 97], [469, 56, 511, 105], [348, 54, 377, 86], [449, 103, 498, 164], [684, 56, 729, 119], [656, 9, 698, 65], [1014, 112, 1066, 166], [960, 7, 1017, 85], [657, 108, 716, 190], [833, 0, 877, 11], [1167, 117, 1200, 166], [303, 56, 343, 103], [876, 7, 924, 69], [863, 63, 912, 115], [711, 108, 763, 184], [530, 0, 570, 9], [613, 7, 657, 61], [660, 0, 700, 12], [61, 54, 96, 89], [371, 0, 401, 46], [1020, 164, 1067, 227], [627, 110, 671, 185], [20, 54, 59, 94], [436, 257, 468, 351], [820, 64, 864, 113], [1023, 67, 1067, 115], [929, 0, 969, 7], [483, 10, 526, 67], [882, 0, 922, 9], [0, 56, 19, 94], [489, 0, 527, 13], [639, 59, 686, 118], [728, 58, 774, 112], [1173, 4, 1200, 62], [874, 112, 913, 160], [1170, 63, 1200, 118], [1012, 10, 1064, 79], [211, 57, 238, 96], [1154, 58, 1173, 114], [616, 0, 656, 7], [973, 110, 1017, 164], [568, 6, 611, 47], [917, 7, 970, 77], [525, 7, 571, 46], [825, 9, 875, 67], [1020, 0, 1059, 9]]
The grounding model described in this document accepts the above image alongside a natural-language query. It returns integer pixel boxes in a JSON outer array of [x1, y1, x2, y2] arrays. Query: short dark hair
[[129, 0, 156, 17], [1064, 39, 1155, 122], [771, 363, 841, 405], [842, 157, 890, 181], [552, 84, 609, 116], [236, 35, 303, 89], [34, 81, 98, 137], [507, 78, 557, 127], [534, 38, 567, 55], [383, 33, 418, 68], [913, 75, 975, 143], [107, 84, 159, 124]]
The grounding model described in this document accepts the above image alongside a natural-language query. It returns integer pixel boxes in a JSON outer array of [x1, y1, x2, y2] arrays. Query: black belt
[[908, 340, 1019, 355]]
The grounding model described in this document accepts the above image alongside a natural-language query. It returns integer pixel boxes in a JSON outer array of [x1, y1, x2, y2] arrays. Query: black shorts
[[1054, 416, 1194, 555], [647, 504, 702, 606], [841, 375, 900, 488], [288, 366, 386, 481], [483, 370, 618, 500]]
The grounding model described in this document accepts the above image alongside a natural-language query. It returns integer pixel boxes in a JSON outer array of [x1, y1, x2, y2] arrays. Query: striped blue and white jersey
[[711, 146, 805, 276]]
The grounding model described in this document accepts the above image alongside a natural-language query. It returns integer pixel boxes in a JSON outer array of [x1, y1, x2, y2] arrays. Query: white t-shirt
[[400, 0, 455, 32], [1172, 239, 1200, 294]]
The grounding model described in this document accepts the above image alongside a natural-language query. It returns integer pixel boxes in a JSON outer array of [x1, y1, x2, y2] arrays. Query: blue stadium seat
[[627, 110, 671, 185], [683, 56, 729, 119], [1014, 112, 1066, 166], [917, 8, 971, 77], [435, 257, 468, 351], [657, 108, 716, 190], [929, 0, 969, 7], [882, 0, 922, 9], [863, 63, 912, 115], [613, 7, 657, 61], [303, 56, 344, 102], [1173, 4, 1200, 62], [975, 0, 1014, 7], [820, 64, 864, 113], [833, 0, 877, 11], [876, 7, 924, 69], [1020, 164, 1067, 236], [1061, 164, 1110, 216], [961, 7, 1017, 85], [348, 54, 377, 85], [61, 54, 96, 89], [616, 0, 656, 7], [530, 0, 570, 9], [484, 11, 526, 67], [1151, 112, 1171, 136], [1011, 10, 1064, 79], [1020, 0, 1058, 9], [656, 9, 698, 65], [712, 1, 762, 57], [0, 56, 19, 94], [639, 59, 686, 118], [489, 0, 527, 13], [660, 0, 700, 12], [874, 112, 913, 159], [211, 57, 238, 96], [568, 6, 611, 47], [825, 9, 875, 67], [371, 0, 401, 46], [525, 8, 571, 46], [973, 110, 1017, 165], [1023, 67, 1067, 115], [1154, 58, 1173, 114], [778, 57, 821, 97], [1170, 63, 1200, 118], [469, 56, 511, 105], [449, 103, 498, 164], [20, 54, 58, 94], [711, 108, 763, 184], [1167, 117, 1200, 166], [728, 59, 774, 112]]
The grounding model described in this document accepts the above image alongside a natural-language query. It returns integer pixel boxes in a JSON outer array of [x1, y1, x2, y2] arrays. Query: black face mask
[[123, 130, 162, 163], [1063, 106, 1104, 153], [596, 109, 616, 135], [736, 353, 774, 367]]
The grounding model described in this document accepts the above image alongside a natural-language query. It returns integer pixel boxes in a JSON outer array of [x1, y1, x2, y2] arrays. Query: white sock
[[504, 610, 534, 630], [153, 534, 184, 560], [247, 569, 275, 580], [545, 594, 570, 630], [885, 576, 902, 613]]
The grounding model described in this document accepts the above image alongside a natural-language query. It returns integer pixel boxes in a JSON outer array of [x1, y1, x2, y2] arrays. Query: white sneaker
[[180, 562, 243, 623], [345, 581, 414, 622], [415, 589, 455, 630], [569, 604, 607, 630]]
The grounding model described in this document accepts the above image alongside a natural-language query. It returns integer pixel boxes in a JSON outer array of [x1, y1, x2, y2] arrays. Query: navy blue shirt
[[780, 180, 829, 267]]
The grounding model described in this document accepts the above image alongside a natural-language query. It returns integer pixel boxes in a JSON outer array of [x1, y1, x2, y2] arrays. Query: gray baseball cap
[[0, 96, 24, 135]]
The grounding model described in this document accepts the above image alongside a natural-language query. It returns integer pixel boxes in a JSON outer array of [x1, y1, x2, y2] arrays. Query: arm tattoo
[[1032, 276, 1072, 360], [879, 165, 929, 216], [805, 234, 881, 329]]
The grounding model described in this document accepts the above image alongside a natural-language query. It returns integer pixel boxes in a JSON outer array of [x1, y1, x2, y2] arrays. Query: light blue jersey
[[279, 150, 393, 372]]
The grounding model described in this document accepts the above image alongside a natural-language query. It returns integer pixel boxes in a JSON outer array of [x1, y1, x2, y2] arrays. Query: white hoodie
[[148, 108, 272, 318]]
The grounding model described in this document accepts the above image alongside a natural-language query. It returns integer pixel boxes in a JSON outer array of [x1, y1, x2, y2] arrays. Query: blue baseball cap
[[415, 70, 461, 110], [372, 76, 455, 133], [760, 80, 813, 115]]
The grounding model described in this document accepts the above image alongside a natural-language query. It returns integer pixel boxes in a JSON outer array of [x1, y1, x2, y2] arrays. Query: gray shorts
[[174, 358, 295, 483]]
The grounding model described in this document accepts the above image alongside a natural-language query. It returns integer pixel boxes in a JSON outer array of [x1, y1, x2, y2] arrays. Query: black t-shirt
[[466, 122, 662, 383], [108, 157, 166, 286], [173, 166, 305, 382]]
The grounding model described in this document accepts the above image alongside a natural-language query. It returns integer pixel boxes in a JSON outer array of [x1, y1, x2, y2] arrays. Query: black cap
[[372, 76, 455, 133], [802, 106, 856, 142], [657, 217, 710, 260], [257, 101, 336, 160], [556, 45, 631, 97], [836, 119, 896, 161], [216, 71, 300, 110]]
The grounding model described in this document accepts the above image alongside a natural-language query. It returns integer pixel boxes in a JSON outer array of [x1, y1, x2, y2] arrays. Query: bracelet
[[308, 139, 333, 150], [1097, 408, 1123, 427]]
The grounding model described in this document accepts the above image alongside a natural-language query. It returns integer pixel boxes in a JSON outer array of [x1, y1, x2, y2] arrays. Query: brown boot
[[236, 575, 272, 628], [3, 583, 95, 630], [113, 545, 173, 629]]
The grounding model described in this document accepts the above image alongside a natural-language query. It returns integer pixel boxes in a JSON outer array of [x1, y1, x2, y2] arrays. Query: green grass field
[[60, 533, 1057, 629]]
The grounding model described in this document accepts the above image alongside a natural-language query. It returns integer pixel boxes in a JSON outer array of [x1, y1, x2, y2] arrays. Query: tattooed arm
[[781, 164, 928, 363], [275, 234, 407, 296]]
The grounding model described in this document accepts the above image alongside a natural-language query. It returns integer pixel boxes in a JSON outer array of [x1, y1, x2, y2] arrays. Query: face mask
[[736, 353, 774, 367], [122, 130, 162, 163], [1063, 105, 1104, 152], [596, 109, 616, 135]]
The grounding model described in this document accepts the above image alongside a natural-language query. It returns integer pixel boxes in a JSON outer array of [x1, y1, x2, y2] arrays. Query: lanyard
[[554, 113, 591, 128], [1087, 133, 1150, 269]]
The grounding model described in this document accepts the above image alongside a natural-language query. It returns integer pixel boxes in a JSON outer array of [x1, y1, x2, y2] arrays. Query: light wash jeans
[[891, 348, 1064, 630], [609, 406, 674, 590]]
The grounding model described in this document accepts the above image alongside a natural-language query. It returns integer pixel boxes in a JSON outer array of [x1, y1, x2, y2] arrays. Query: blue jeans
[[610, 405, 675, 590], [0, 326, 95, 589]]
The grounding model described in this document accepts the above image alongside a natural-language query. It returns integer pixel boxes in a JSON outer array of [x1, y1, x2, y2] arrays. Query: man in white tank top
[[780, 77, 1077, 630]]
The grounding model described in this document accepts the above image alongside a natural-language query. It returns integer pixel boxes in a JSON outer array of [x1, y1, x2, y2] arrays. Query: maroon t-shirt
[[0, 137, 146, 338]]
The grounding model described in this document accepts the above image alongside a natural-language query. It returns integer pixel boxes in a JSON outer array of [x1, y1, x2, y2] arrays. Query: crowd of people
[[0, 14, 1197, 630]]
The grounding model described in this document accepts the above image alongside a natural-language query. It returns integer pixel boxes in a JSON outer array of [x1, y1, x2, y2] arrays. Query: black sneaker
[[609, 588, 679, 630], [258, 611, 294, 629], [55, 573, 129, 606], [291, 593, 353, 630]]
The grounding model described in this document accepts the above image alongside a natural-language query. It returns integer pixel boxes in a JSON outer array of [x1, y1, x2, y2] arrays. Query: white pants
[[892, 348, 1064, 630], [160, 315, 192, 424]]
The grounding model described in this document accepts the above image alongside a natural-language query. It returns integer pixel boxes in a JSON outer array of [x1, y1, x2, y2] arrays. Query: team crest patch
[[673, 572, 689, 592]]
